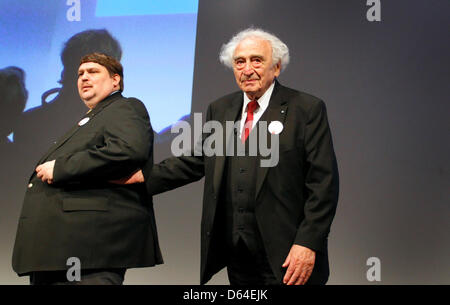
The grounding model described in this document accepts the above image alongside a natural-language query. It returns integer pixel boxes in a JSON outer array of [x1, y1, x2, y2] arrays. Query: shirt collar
[[86, 91, 121, 114], [242, 81, 275, 113]]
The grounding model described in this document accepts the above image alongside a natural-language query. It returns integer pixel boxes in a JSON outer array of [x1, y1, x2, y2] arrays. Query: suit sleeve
[[294, 100, 339, 253], [142, 105, 213, 195], [52, 99, 152, 183]]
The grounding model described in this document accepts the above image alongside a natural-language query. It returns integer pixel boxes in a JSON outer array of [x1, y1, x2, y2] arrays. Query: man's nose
[[243, 62, 254, 75]]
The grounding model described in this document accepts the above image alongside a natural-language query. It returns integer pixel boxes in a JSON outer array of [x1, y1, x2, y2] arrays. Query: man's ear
[[274, 62, 281, 77], [112, 74, 121, 89]]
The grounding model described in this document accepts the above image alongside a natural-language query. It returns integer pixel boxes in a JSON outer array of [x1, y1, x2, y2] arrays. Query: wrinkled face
[[77, 62, 120, 108], [232, 37, 281, 100]]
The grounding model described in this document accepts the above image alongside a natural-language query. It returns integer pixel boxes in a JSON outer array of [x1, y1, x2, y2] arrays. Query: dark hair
[[80, 53, 124, 91], [60, 29, 122, 85], [0, 66, 27, 136]]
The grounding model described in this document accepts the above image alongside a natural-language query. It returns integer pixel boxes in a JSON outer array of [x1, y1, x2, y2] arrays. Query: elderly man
[[127, 28, 339, 285], [12, 53, 162, 285]]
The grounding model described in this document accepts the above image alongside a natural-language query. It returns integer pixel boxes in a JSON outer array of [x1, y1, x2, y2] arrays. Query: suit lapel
[[31, 93, 122, 181], [212, 93, 243, 196], [255, 82, 288, 200]]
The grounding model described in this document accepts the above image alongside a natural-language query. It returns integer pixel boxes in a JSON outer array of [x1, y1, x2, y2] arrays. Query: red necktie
[[241, 100, 259, 143]]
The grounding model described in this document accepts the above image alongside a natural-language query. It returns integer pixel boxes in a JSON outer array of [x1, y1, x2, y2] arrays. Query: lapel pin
[[78, 117, 90, 126], [268, 121, 284, 135]]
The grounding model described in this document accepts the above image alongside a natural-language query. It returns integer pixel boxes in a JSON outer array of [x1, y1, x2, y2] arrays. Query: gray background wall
[[1, 0, 449, 284]]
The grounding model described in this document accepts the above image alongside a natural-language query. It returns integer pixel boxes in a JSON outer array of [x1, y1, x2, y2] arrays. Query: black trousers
[[30, 268, 126, 285], [227, 238, 281, 285]]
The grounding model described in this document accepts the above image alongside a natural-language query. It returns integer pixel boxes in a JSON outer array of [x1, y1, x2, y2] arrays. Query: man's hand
[[282, 244, 316, 285], [110, 169, 144, 185], [36, 160, 55, 184]]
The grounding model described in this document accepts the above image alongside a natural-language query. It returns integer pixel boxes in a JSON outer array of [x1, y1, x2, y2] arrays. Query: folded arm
[[51, 99, 152, 184]]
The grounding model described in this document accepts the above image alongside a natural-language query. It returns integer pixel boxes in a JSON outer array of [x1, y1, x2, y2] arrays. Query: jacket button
[[206, 231, 211, 237], [28, 183, 33, 188]]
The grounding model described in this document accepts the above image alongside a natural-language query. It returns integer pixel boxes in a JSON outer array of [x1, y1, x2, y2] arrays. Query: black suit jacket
[[143, 82, 339, 284], [12, 92, 163, 275]]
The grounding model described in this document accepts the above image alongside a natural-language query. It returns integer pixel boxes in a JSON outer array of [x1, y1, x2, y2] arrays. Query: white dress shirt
[[239, 81, 275, 137]]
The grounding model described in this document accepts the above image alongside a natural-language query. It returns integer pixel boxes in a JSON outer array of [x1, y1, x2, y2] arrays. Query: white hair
[[219, 27, 290, 71]]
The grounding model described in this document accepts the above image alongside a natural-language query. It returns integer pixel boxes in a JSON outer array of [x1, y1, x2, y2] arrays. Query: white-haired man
[[124, 28, 339, 285]]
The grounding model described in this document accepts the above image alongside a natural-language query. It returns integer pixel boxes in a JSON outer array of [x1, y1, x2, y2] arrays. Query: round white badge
[[78, 117, 90, 126], [268, 121, 283, 135]]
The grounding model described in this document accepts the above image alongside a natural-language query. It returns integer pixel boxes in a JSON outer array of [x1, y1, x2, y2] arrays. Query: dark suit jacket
[[12, 92, 163, 276], [143, 82, 339, 284]]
